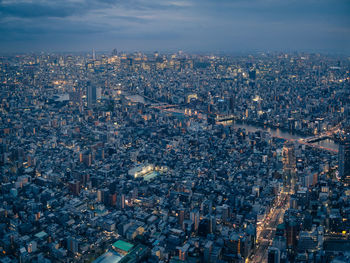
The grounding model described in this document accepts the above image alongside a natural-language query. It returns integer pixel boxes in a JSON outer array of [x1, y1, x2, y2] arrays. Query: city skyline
[[1, 0, 350, 262], [0, 51, 349, 262]]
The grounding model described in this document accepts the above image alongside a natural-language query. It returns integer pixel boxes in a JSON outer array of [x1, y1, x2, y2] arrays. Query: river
[[125, 91, 340, 151], [231, 121, 339, 151]]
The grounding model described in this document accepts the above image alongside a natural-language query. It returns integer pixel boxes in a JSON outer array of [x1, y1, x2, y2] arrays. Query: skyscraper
[[68, 180, 80, 196], [178, 208, 185, 229], [267, 247, 280, 263], [338, 128, 350, 182], [86, 81, 97, 108], [282, 142, 296, 170], [282, 142, 296, 192]]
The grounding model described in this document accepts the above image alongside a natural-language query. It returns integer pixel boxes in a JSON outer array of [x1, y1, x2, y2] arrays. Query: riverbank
[[230, 120, 339, 151]]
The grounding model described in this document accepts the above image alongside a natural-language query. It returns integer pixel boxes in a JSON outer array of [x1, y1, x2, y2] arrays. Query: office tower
[[86, 82, 96, 107], [249, 69, 256, 80], [338, 128, 350, 182], [109, 193, 117, 206], [68, 180, 80, 196], [101, 188, 110, 205], [209, 215, 216, 233], [285, 218, 298, 249], [190, 210, 200, 232], [96, 86, 102, 99], [178, 208, 185, 229], [268, 247, 280, 263], [282, 142, 296, 193], [282, 142, 296, 170], [179, 245, 188, 261], [198, 218, 210, 237], [229, 96, 235, 113], [221, 204, 230, 222], [81, 150, 92, 166], [117, 193, 125, 209], [249, 69, 256, 88], [86, 81, 102, 108], [67, 237, 79, 254], [204, 241, 213, 263]]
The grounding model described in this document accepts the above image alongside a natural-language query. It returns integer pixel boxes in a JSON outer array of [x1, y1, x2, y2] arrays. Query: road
[[250, 194, 289, 263]]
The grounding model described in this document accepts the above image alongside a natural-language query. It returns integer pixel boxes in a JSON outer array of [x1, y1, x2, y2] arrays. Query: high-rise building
[[229, 96, 235, 113], [178, 208, 185, 229], [81, 150, 92, 166], [112, 48, 118, 56], [203, 241, 213, 263], [68, 180, 80, 196], [109, 193, 117, 206], [67, 237, 79, 254], [86, 82, 96, 107], [117, 193, 125, 209], [190, 210, 200, 232], [285, 218, 298, 249], [86, 81, 101, 107], [282, 142, 296, 192], [338, 128, 350, 182], [249, 69, 256, 80], [282, 142, 296, 170], [267, 247, 280, 263]]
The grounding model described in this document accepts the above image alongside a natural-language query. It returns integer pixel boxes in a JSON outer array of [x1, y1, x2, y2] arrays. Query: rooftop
[[112, 240, 134, 253]]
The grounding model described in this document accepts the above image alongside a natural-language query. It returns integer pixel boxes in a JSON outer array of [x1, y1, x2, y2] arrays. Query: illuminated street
[[251, 194, 290, 263]]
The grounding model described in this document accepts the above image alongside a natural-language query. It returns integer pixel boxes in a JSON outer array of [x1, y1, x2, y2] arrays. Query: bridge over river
[[216, 116, 339, 153]]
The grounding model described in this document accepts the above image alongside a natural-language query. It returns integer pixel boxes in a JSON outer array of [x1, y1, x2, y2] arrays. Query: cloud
[[0, 0, 193, 19], [0, 0, 89, 18], [0, 0, 349, 53]]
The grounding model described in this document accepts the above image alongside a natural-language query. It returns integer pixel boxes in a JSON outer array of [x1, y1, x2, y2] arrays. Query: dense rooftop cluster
[[0, 52, 349, 263]]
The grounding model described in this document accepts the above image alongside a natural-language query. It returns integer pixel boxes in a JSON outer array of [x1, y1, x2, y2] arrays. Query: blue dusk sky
[[0, 0, 349, 53]]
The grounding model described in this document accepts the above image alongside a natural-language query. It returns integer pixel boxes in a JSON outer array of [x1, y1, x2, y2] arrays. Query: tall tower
[[339, 127, 350, 183], [92, 48, 96, 60], [86, 81, 97, 108], [282, 142, 296, 193], [267, 246, 280, 263]]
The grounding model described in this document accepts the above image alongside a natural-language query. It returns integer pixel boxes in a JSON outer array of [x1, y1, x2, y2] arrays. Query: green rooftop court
[[112, 240, 134, 252]]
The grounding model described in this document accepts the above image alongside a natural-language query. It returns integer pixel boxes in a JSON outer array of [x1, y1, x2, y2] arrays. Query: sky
[[0, 0, 349, 54]]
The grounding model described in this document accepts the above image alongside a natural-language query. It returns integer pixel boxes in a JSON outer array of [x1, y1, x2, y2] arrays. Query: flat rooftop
[[93, 250, 123, 263], [112, 240, 134, 253]]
